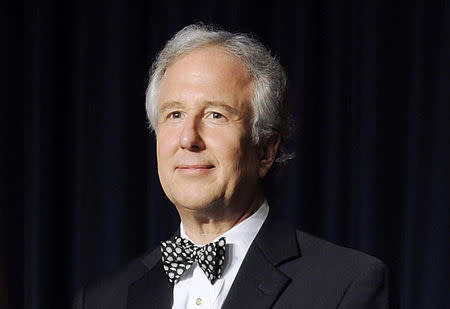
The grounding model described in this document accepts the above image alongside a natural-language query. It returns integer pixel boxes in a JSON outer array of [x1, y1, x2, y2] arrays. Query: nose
[[179, 117, 205, 151]]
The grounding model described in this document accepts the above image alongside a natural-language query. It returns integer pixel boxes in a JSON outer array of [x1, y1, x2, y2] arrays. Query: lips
[[176, 164, 215, 170], [175, 164, 215, 174]]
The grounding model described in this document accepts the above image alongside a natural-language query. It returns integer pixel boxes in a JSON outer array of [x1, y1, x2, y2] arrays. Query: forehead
[[158, 46, 254, 104], [166, 45, 250, 78]]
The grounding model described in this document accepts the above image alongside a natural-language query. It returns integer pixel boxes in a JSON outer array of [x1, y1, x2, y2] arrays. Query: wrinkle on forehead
[[167, 43, 253, 78]]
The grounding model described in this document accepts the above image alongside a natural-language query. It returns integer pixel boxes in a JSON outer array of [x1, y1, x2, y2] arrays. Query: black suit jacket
[[73, 215, 389, 308]]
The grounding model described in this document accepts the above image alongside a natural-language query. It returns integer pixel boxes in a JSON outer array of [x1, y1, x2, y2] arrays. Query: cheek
[[156, 132, 177, 175], [211, 133, 252, 173], [157, 129, 177, 155]]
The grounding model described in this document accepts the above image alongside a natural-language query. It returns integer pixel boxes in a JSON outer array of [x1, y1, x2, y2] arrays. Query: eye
[[208, 112, 224, 119], [168, 111, 183, 119]]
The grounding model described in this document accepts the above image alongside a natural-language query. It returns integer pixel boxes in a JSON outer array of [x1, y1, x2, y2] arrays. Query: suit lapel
[[127, 248, 173, 309], [222, 215, 301, 309], [126, 218, 299, 309]]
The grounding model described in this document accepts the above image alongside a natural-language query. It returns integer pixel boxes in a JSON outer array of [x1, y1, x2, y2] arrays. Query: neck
[[179, 193, 264, 246]]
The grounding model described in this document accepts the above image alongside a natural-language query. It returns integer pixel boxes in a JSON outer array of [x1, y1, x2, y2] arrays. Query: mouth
[[175, 164, 215, 175]]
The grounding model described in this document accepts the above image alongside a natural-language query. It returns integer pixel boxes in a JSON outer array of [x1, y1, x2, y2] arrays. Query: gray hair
[[146, 24, 294, 164]]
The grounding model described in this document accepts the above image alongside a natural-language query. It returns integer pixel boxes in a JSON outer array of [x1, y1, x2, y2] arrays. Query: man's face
[[156, 46, 265, 213]]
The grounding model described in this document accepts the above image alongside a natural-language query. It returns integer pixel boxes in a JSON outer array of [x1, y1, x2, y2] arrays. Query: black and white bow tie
[[161, 236, 226, 284]]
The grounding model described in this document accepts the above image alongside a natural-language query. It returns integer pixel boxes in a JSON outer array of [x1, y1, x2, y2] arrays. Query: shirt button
[[196, 298, 202, 306]]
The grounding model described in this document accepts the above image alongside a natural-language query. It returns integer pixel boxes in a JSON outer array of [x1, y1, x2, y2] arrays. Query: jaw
[[169, 174, 263, 220]]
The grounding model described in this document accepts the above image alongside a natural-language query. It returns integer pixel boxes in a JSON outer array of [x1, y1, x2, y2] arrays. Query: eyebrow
[[159, 101, 183, 114], [204, 101, 239, 115], [158, 100, 240, 115]]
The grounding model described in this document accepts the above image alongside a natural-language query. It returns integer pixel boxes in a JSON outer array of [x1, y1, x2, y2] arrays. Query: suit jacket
[[73, 215, 389, 308]]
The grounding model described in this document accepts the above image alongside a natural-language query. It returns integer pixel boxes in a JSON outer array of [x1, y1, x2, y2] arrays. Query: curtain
[[2, 0, 449, 308]]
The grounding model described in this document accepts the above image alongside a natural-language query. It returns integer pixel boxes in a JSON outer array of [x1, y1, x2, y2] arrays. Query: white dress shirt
[[171, 201, 269, 309]]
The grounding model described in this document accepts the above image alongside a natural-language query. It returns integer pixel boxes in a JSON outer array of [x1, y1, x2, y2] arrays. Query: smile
[[175, 165, 215, 175]]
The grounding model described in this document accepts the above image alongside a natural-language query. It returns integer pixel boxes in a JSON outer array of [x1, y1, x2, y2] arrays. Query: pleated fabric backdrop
[[2, 0, 449, 308]]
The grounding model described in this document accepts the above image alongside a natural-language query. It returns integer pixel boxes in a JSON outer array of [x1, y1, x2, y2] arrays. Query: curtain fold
[[3, 0, 449, 308]]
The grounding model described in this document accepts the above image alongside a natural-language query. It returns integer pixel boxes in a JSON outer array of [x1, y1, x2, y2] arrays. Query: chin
[[170, 193, 224, 213], [175, 197, 215, 210]]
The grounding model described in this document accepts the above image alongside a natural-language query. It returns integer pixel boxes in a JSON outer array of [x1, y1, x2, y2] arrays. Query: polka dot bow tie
[[161, 236, 226, 284]]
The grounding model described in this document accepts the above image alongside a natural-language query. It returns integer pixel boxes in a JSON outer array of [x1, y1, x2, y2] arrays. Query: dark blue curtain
[[2, 0, 449, 308]]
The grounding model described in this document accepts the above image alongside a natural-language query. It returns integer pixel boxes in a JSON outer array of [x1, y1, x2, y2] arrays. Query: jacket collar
[[221, 214, 301, 309], [127, 246, 172, 309], [127, 215, 301, 309]]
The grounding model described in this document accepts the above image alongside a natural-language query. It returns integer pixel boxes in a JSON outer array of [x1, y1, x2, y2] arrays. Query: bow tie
[[161, 236, 226, 284]]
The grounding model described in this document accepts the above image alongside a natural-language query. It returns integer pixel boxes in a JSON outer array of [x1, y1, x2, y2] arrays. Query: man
[[74, 24, 388, 308]]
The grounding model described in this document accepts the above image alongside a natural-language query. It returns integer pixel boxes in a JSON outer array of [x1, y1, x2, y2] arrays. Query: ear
[[258, 132, 281, 178]]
